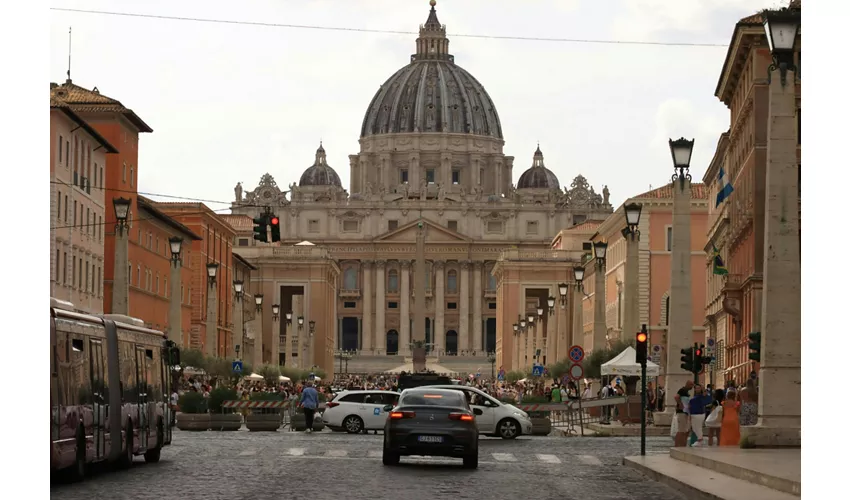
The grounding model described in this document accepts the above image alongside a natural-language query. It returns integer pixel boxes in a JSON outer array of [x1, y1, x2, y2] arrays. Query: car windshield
[[400, 391, 467, 407]]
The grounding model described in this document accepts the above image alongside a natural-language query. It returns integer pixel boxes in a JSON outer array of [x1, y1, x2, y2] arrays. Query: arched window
[[447, 270, 458, 293], [343, 268, 358, 290], [388, 269, 399, 293]]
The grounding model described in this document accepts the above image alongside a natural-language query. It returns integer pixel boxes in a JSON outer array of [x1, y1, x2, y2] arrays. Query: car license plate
[[417, 435, 443, 443]]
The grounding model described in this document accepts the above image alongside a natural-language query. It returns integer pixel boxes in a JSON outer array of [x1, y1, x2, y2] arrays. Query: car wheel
[[343, 415, 364, 434], [497, 418, 520, 440], [382, 449, 400, 466]]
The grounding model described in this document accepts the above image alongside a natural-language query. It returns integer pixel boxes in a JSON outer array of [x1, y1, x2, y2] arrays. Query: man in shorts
[[673, 379, 694, 447]]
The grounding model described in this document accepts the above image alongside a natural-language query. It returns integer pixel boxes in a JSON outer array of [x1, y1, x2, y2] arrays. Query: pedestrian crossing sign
[[232, 361, 243, 373]]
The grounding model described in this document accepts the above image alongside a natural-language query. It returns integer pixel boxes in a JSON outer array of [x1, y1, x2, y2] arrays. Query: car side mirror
[[383, 404, 393, 412], [473, 408, 483, 416]]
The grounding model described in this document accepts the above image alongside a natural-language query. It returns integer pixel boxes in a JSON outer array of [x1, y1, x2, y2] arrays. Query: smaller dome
[[517, 145, 560, 189], [299, 142, 342, 187]]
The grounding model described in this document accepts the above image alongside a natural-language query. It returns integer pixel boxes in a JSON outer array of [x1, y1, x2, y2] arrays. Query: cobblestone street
[[52, 430, 687, 500]]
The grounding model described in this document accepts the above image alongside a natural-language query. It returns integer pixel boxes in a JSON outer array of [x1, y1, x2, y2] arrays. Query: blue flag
[[715, 167, 734, 207]]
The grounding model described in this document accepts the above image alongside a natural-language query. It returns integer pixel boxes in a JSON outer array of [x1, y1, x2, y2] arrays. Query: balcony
[[498, 249, 571, 262], [722, 274, 744, 293], [339, 288, 361, 299], [484, 288, 497, 299]]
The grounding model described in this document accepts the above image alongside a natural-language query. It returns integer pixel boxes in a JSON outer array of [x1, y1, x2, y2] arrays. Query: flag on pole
[[711, 245, 728, 276], [715, 167, 734, 207]]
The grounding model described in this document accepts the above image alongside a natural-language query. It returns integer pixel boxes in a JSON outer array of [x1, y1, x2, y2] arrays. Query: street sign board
[[569, 363, 584, 381], [651, 353, 661, 364], [568, 345, 585, 363], [532, 364, 544, 377], [651, 344, 662, 354], [232, 361, 243, 374], [497, 372, 504, 381], [707, 338, 715, 348]]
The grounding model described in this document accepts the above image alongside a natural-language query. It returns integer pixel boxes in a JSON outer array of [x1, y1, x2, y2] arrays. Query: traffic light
[[253, 214, 268, 242], [748, 331, 761, 362], [696, 344, 711, 372], [680, 347, 694, 372], [635, 330, 648, 366], [270, 215, 281, 242]]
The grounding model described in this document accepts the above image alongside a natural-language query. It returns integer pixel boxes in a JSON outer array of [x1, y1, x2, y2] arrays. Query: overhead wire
[[49, 7, 728, 48]]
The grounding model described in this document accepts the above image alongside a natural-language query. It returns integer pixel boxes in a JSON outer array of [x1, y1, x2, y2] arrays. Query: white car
[[323, 390, 401, 434], [428, 385, 533, 439]]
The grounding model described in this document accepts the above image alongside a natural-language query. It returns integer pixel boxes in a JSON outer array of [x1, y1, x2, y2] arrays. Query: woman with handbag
[[705, 389, 725, 446]]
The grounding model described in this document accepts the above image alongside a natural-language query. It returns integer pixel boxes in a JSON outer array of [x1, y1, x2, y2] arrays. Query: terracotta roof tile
[[50, 95, 119, 153], [632, 182, 708, 200], [221, 214, 253, 230], [566, 220, 604, 232], [50, 81, 153, 133]]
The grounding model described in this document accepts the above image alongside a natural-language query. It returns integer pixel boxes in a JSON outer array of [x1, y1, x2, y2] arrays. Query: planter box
[[246, 413, 282, 432], [530, 417, 552, 436], [176, 413, 210, 431], [210, 413, 242, 431], [291, 413, 326, 432]]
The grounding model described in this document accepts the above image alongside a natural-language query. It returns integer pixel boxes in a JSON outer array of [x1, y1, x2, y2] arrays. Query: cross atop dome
[[413, 0, 452, 62]]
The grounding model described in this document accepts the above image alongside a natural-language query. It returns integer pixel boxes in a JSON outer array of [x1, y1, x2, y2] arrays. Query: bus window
[[118, 340, 137, 403]]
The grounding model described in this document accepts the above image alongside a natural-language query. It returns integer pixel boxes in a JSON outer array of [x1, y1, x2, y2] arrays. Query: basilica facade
[[229, 2, 613, 375]]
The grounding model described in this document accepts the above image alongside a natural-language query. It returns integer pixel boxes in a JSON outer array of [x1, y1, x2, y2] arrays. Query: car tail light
[[389, 411, 415, 419], [325, 402, 339, 408], [448, 413, 474, 422]]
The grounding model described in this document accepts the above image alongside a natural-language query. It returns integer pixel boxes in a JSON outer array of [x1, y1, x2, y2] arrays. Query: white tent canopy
[[601, 346, 660, 377], [244, 372, 264, 381]]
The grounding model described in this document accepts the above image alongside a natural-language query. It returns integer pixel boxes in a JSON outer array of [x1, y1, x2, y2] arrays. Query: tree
[[581, 338, 636, 380], [257, 364, 281, 385], [180, 349, 207, 372], [506, 370, 525, 384]]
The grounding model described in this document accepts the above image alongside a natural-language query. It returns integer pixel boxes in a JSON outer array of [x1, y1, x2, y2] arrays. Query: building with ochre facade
[[229, 2, 613, 376]]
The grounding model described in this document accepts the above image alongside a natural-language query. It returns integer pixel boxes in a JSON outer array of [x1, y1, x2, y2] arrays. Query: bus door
[[89, 339, 106, 460], [160, 350, 172, 445], [134, 347, 150, 450]]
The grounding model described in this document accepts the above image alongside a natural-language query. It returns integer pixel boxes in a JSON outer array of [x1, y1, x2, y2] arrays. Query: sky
[[49, 0, 782, 210]]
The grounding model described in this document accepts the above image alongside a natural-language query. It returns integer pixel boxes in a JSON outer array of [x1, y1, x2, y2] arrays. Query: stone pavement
[[52, 430, 690, 500]]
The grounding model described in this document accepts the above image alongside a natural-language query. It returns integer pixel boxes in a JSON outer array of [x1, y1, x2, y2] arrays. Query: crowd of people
[[673, 378, 759, 447]]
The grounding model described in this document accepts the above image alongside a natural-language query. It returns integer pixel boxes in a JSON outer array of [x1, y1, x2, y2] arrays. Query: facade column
[[285, 312, 293, 368], [294, 295, 304, 367], [232, 290, 243, 359], [362, 260, 373, 353], [434, 261, 445, 354], [593, 260, 607, 352], [572, 284, 583, 348], [662, 178, 693, 422], [546, 301, 555, 363], [375, 260, 386, 355], [624, 232, 641, 340], [168, 256, 182, 347], [253, 300, 263, 367], [459, 261, 470, 352], [743, 64, 801, 446], [472, 262, 483, 353], [111, 223, 129, 315], [205, 276, 218, 357], [400, 260, 411, 356]]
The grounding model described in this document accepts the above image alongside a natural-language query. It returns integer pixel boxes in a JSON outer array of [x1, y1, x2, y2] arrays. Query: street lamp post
[[110, 197, 131, 315], [622, 203, 642, 340], [205, 263, 219, 357], [297, 316, 304, 367], [167, 237, 183, 347], [285, 311, 293, 368], [232, 280, 244, 359], [487, 352, 496, 379], [573, 266, 585, 348], [308, 320, 316, 370], [591, 241, 608, 353], [663, 136, 695, 426], [743, 7, 801, 446], [271, 304, 280, 365], [254, 293, 263, 366]]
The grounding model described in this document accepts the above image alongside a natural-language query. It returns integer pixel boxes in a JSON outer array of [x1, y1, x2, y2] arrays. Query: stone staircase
[[624, 447, 800, 500]]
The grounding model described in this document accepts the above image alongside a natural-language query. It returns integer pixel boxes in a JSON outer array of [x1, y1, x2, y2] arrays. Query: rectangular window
[[447, 302, 458, 310], [582, 242, 592, 251], [308, 220, 320, 233], [73, 201, 77, 227], [388, 220, 398, 231], [57, 190, 62, 219], [55, 249, 60, 281], [85, 261, 89, 293], [123, 162, 127, 182], [98, 216, 102, 240], [64, 195, 68, 222], [96, 267, 101, 296], [342, 220, 359, 232], [451, 170, 460, 184], [388, 301, 398, 309], [447, 220, 458, 232], [426, 169, 435, 184], [100, 166, 104, 187], [666, 226, 673, 251], [86, 208, 90, 234], [573, 214, 587, 225], [488, 302, 497, 310], [58, 135, 63, 163], [72, 258, 76, 288], [526, 220, 539, 234], [63, 252, 67, 284], [400, 169, 409, 184], [486, 221, 503, 233], [238, 238, 249, 247], [343, 301, 356, 309], [79, 258, 83, 289], [130, 166, 135, 187]]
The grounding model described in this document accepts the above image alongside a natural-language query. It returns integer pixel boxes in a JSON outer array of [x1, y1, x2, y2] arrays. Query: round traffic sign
[[569, 363, 584, 381], [652, 344, 662, 353], [707, 338, 716, 347], [569, 345, 585, 363]]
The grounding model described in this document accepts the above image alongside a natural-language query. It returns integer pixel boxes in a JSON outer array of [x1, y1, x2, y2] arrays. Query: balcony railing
[[498, 249, 571, 262], [484, 288, 497, 298], [722, 274, 744, 292], [339, 288, 361, 298]]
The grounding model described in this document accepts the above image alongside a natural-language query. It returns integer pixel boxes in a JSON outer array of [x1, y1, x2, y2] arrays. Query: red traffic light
[[695, 348, 702, 357], [270, 217, 280, 225], [636, 332, 648, 343]]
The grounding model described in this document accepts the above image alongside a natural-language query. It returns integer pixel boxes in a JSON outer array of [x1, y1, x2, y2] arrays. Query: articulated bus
[[50, 298, 178, 480]]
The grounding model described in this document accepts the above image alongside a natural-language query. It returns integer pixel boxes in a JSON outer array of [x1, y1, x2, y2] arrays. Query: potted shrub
[[175, 391, 210, 431], [520, 395, 552, 436], [208, 387, 241, 431], [245, 392, 283, 432], [291, 391, 327, 432]]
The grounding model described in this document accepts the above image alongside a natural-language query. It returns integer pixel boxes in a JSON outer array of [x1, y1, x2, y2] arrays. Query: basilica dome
[[517, 145, 560, 189], [299, 143, 342, 187], [359, 2, 503, 139]]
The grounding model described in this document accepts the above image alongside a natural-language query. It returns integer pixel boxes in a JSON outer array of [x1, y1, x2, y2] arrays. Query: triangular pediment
[[374, 218, 472, 243]]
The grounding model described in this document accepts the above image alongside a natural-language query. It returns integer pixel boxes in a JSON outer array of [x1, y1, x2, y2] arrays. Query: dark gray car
[[382, 387, 481, 469]]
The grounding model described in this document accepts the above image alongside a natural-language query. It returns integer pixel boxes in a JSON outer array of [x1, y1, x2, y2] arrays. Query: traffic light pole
[[637, 324, 648, 456]]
